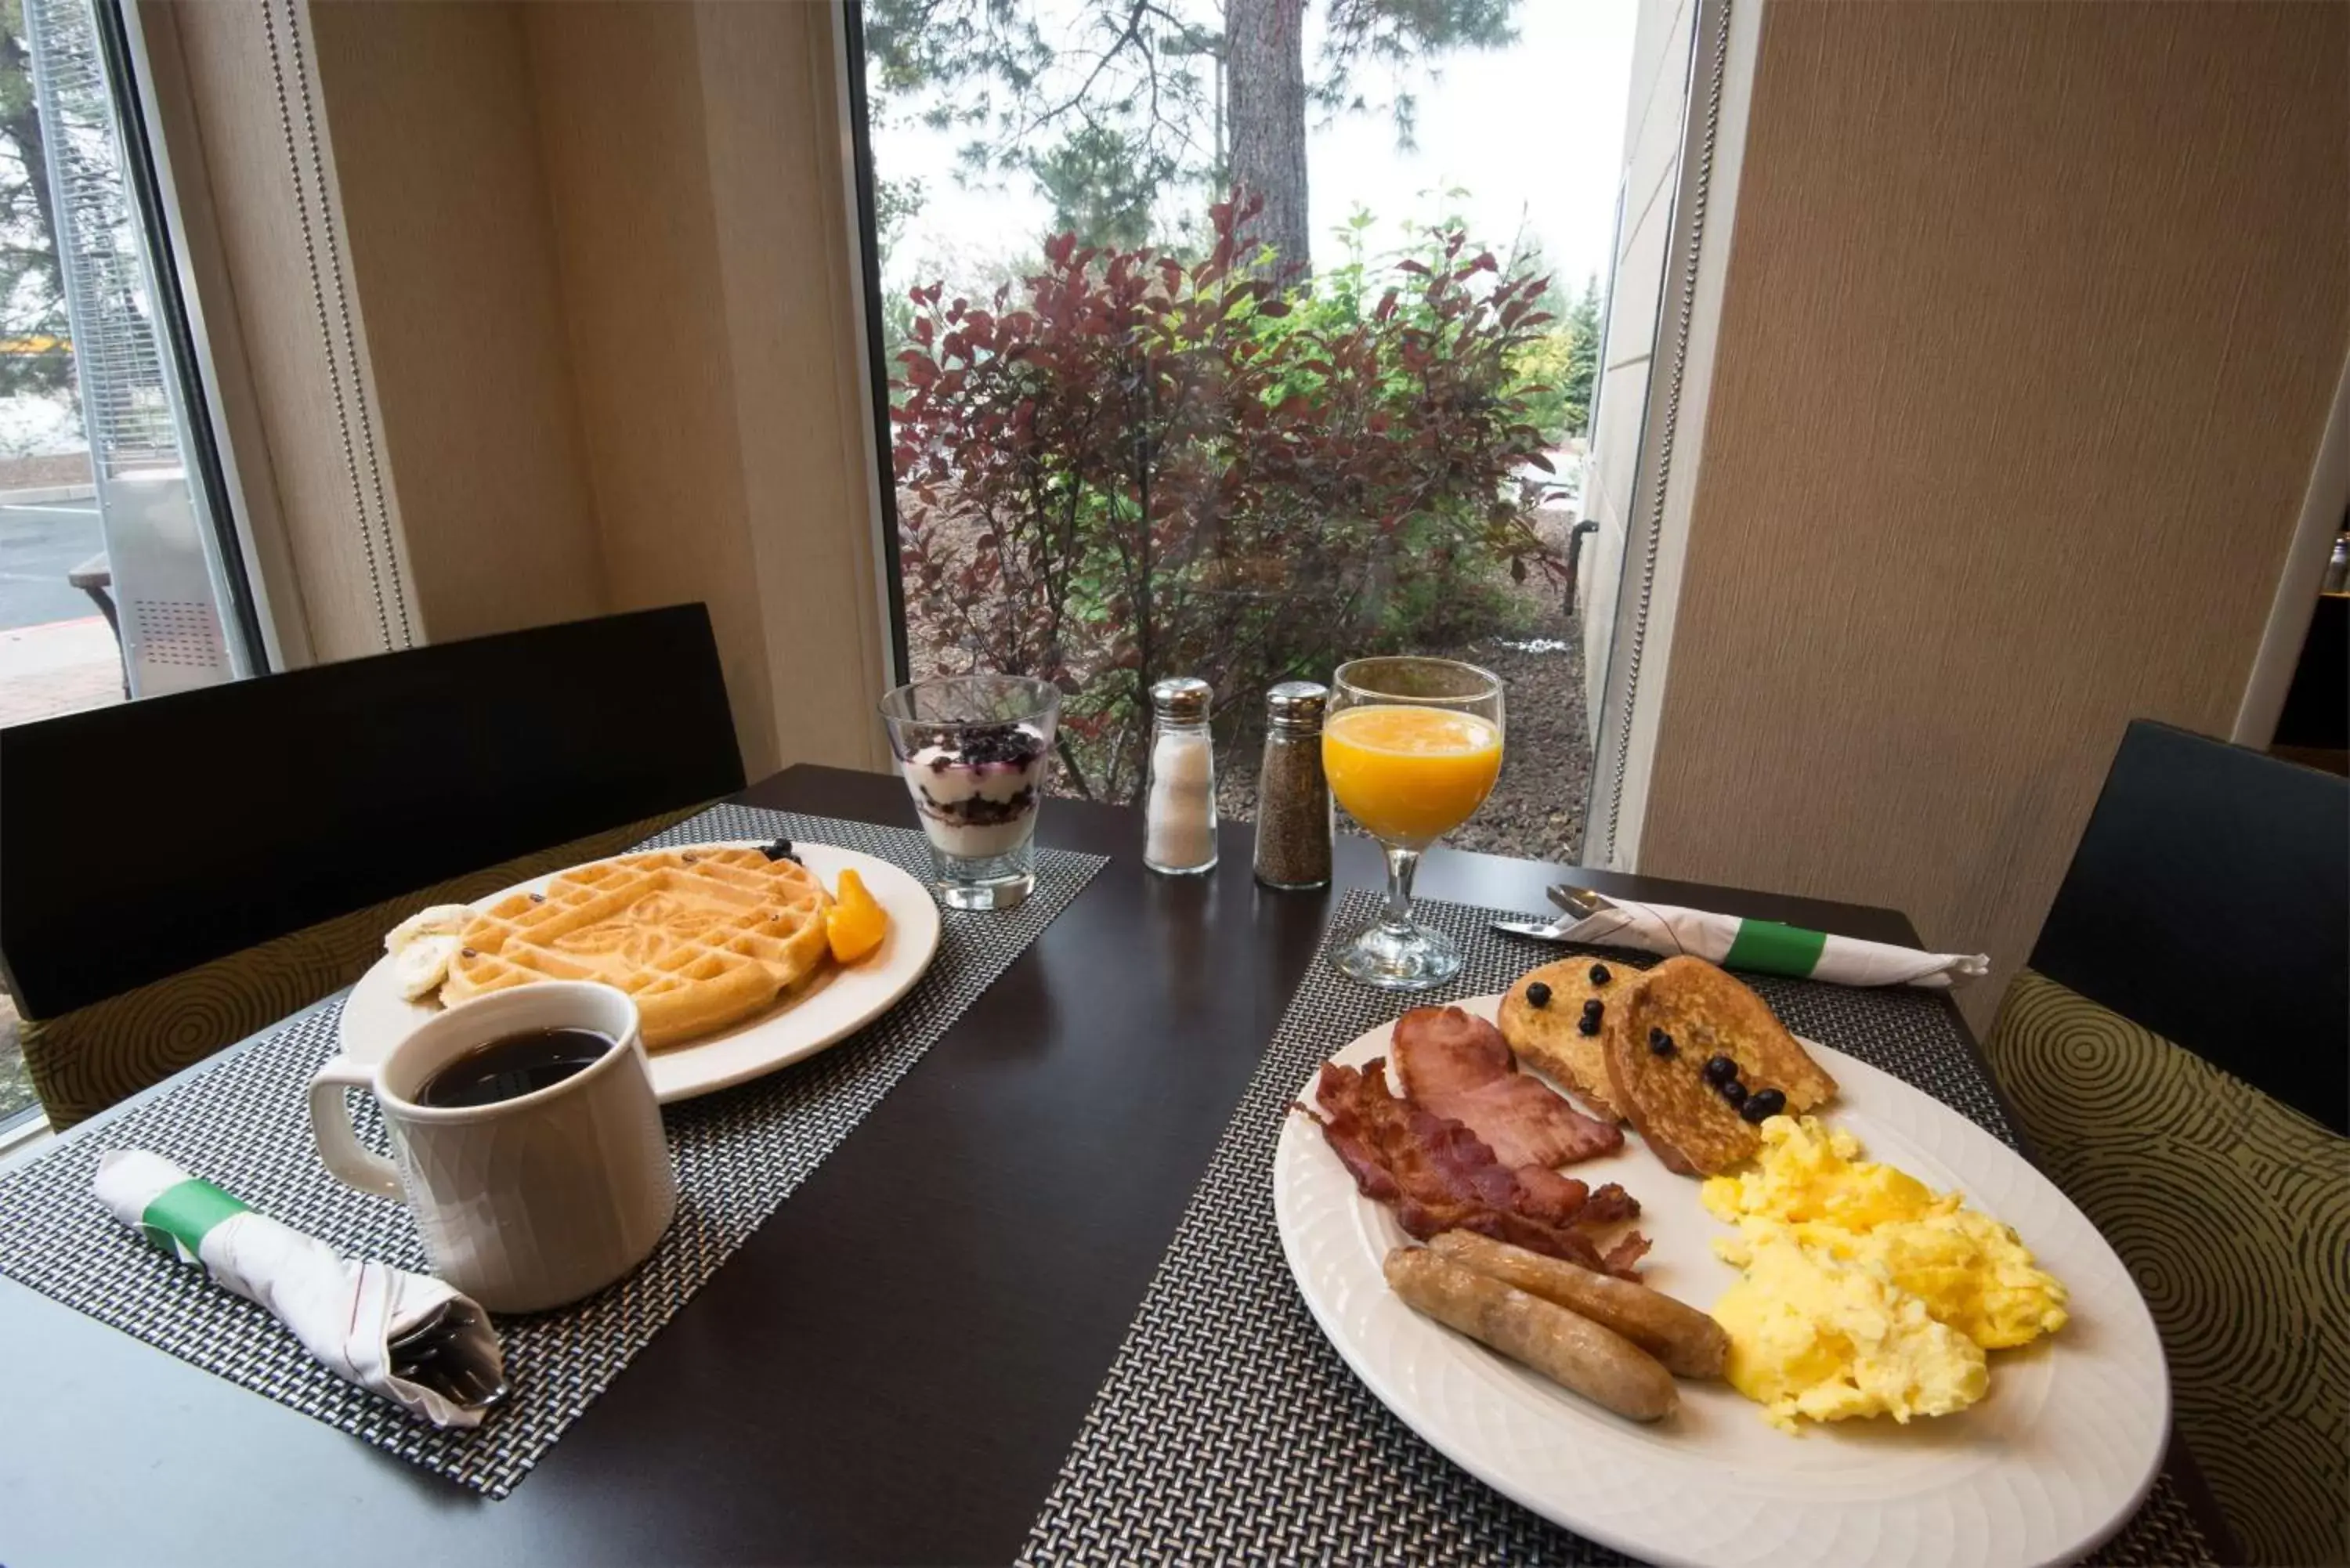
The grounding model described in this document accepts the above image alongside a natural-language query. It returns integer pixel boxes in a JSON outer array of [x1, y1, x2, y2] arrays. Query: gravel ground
[[902, 506, 1596, 867]]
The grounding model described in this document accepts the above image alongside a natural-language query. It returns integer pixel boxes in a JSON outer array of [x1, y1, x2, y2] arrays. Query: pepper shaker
[[1144, 677, 1218, 874], [1253, 681, 1332, 890]]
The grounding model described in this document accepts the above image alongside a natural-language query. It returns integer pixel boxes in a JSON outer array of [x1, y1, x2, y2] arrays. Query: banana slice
[[385, 905, 475, 1002], [392, 934, 464, 1000], [386, 905, 473, 954]]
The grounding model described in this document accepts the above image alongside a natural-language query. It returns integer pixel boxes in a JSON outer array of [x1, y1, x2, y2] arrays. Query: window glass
[[859, 0, 1634, 857], [1, 0, 255, 1125]]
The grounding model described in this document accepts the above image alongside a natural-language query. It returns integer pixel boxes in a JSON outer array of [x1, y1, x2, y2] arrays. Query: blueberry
[[1577, 1011, 1603, 1038], [761, 838, 799, 863], [529, 892, 545, 904], [1589, 963, 1611, 986], [1647, 1028, 1676, 1057], [1741, 1087, 1787, 1123], [1581, 997, 1603, 1017], [1719, 1079, 1748, 1108], [958, 723, 1044, 768], [1524, 981, 1552, 1010], [1702, 1053, 1738, 1086]]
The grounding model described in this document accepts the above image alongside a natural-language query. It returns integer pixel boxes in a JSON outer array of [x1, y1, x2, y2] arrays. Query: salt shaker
[[1253, 681, 1332, 890], [1144, 677, 1218, 874]]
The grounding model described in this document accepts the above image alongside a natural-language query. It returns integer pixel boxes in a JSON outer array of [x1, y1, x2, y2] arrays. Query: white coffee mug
[[308, 981, 677, 1313]]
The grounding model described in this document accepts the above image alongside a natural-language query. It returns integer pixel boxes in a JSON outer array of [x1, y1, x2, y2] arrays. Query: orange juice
[[1323, 704, 1502, 847]]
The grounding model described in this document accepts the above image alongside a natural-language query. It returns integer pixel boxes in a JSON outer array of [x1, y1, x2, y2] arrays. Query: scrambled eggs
[[1701, 1115, 2068, 1431]]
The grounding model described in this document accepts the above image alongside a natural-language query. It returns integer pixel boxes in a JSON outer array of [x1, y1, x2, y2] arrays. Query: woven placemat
[[1019, 890, 2211, 1566], [0, 804, 1104, 1498]]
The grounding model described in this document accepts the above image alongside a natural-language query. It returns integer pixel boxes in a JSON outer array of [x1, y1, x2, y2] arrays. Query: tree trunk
[[1225, 0, 1310, 276], [1, 20, 64, 316]]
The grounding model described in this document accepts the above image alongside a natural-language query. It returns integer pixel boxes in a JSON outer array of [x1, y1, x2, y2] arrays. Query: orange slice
[[825, 867, 888, 964]]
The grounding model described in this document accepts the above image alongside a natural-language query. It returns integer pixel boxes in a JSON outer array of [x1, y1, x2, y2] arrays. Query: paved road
[[0, 498, 103, 630]]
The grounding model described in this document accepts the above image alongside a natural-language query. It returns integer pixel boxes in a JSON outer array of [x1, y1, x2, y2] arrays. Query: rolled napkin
[[93, 1150, 506, 1428], [1550, 901, 1989, 989]]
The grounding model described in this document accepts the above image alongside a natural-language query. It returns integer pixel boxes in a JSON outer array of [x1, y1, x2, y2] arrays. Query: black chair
[[1, 603, 744, 1124], [2030, 717, 2347, 1131], [1987, 719, 2348, 1566]]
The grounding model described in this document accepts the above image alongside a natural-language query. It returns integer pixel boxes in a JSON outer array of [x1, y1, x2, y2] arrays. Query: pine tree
[[863, 0, 1517, 274]]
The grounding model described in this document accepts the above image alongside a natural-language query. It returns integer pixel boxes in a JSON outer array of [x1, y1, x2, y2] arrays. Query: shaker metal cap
[[1264, 680, 1329, 729], [1149, 676, 1213, 722]]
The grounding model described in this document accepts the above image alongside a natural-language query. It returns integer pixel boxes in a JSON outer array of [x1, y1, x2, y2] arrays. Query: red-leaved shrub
[[890, 194, 1560, 801]]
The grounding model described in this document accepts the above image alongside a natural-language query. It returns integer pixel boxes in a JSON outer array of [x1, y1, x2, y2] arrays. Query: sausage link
[[1384, 1247, 1678, 1422], [1430, 1230, 1729, 1378]]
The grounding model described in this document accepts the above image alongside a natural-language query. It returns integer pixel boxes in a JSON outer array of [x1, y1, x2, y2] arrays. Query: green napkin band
[[139, 1177, 251, 1263], [1722, 918, 1828, 978]]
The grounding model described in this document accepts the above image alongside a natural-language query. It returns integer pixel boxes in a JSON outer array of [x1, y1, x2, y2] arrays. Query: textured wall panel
[[1637, 2, 2349, 1027]]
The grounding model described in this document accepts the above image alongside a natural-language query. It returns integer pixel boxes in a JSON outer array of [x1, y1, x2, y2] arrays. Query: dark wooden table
[[0, 765, 2217, 1564]]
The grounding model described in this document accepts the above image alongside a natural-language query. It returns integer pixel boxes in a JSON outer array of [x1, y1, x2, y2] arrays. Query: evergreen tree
[[864, 0, 1517, 273]]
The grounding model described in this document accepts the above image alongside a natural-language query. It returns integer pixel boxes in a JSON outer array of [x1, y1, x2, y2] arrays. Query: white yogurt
[[898, 726, 1047, 859]]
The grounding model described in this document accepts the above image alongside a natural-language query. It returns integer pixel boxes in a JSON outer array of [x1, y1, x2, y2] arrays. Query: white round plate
[[338, 841, 942, 1104], [1273, 994, 2169, 1568]]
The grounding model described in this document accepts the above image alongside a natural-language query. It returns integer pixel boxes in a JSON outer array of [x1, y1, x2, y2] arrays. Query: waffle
[[439, 847, 833, 1050]]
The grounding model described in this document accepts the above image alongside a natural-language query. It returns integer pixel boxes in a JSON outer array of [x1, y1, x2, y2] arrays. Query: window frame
[[94, 0, 269, 677], [837, 0, 911, 689]]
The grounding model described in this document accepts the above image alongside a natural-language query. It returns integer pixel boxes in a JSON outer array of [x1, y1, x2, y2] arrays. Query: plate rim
[[338, 839, 942, 1104], [1272, 992, 2170, 1568]]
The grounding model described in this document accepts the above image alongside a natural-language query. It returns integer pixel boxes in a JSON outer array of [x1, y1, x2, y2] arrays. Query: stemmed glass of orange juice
[[1323, 656, 1504, 988]]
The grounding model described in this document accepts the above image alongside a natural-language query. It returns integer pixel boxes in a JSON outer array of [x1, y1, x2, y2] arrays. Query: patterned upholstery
[[18, 807, 703, 1129], [1987, 967, 2349, 1567]]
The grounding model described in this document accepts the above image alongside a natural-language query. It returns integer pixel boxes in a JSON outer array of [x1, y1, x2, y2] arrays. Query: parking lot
[[0, 493, 103, 630]]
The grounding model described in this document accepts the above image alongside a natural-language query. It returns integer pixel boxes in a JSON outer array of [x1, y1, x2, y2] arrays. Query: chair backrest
[[1, 604, 743, 1019], [2031, 718, 2347, 1132]]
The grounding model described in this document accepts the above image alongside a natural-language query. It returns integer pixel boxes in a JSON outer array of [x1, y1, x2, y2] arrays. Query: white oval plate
[[1273, 994, 2168, 1568], [338, 841, 942, 1104]]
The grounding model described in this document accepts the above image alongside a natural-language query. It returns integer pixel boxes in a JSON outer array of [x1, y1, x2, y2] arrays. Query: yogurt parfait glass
[[879, 674, 1061, 909]]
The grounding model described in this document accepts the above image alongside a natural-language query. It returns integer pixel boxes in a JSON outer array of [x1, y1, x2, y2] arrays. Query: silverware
[[1547, 883, 1613, 920], [1488, 917, 1578, 941], [1491, 884, 1616, 942], [389, 1299, 510, 1411]]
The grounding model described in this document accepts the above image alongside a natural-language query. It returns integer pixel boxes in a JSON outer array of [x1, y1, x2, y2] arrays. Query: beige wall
[[1634, 1, 2350, 1026], [522, 2, 891, 777], [694, 5, 894, 775], [154, 1, 892, 777], [308, 2, 608, 643], [522, 4, 777, 769]]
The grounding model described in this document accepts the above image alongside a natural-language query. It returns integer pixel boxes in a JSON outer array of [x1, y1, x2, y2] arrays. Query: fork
[[1488, 883, 1615, 941]]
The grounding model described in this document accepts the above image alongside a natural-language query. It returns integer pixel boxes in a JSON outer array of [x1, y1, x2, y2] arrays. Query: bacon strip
[[1390, 1006, 1624, 1169], [1303, 1057, 1646, 1278], [1601, 1232, 1654, 1274], [1301, 1091, 1397, 1202]]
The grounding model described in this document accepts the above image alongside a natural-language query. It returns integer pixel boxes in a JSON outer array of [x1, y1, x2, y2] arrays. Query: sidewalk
[[0, 616, 124, 726]]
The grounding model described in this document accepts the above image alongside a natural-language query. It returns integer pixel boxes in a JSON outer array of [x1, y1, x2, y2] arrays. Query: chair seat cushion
[[1987, 967, 2348, 1566]]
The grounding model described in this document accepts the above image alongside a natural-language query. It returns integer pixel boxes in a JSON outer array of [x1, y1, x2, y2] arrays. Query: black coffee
[[416, 1027, 616, 1109]]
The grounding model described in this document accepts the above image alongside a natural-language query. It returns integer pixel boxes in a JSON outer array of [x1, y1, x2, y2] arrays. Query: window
[[853, 0, 1643, 865], [0, 0, 258, 1126], [0, 0, 257, 728]]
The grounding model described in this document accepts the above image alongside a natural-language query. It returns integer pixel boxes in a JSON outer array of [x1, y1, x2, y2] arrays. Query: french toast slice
[[1603, 956, 1836, 1176], [1496, 956, 1636, 1121]]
